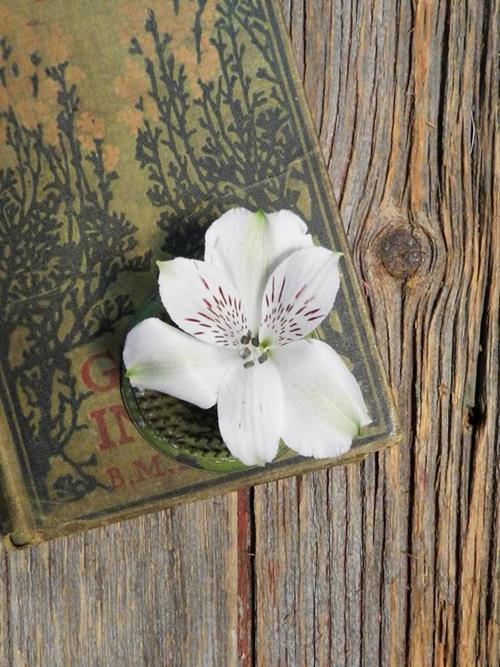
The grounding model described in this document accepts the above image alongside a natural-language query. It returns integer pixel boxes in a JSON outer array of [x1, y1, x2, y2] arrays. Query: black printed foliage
[[0, 46, 151, 501], [131, 0, 307, 259]]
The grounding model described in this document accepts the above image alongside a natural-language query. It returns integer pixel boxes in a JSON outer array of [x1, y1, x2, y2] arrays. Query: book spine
[[0, 405, 38, 547]]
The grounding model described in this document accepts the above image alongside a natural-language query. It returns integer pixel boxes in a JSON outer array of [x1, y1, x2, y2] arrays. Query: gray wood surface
[[1, 1, 498, 665]]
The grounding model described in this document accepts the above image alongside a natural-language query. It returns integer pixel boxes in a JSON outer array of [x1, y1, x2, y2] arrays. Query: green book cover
[[0, 0, 398, 546]]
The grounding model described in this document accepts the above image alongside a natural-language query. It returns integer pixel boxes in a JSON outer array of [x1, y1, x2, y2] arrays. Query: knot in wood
[[377, 227, 423, 279]]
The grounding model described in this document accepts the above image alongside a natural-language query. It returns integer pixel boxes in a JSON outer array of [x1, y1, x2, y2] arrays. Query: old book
[[0, 0, 398, 546]]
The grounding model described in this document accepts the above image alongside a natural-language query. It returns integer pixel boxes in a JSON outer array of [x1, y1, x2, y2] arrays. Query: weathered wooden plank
[[0, 549, 11, 667], [254, 1, 498, 666], [1, 498, 239, 666]]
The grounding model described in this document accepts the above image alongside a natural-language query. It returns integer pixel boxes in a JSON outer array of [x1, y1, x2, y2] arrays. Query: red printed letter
[[89, 404, 135, 450], [106, 466, 125, 489], [81, 351, 119, 392], [89, 407, 114, 450], [132, 455, 167, 482], [109, 405, 135, 446]]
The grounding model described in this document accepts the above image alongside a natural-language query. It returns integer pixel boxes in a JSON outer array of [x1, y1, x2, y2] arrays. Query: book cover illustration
[[0, 0, 398, 545]]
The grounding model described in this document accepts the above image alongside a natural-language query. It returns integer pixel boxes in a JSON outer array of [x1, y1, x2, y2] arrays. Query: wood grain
[[1, 1, 498, 666], [0, 500, 240, 666], [254, 2, 498, 666]]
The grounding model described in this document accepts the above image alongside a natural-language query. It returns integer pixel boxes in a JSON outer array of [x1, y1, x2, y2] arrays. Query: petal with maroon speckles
[[259, 246, 341, 346], [205, 208, 313, 330], [158, 258, 249, 347]]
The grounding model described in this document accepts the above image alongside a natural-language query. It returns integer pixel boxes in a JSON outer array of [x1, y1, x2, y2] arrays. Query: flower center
[[239, 331, 269, 369]]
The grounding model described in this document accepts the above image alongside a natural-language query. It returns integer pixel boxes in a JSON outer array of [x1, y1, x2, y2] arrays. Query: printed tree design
[[126, 0, 308, 259], [0, 43, 151, 502]]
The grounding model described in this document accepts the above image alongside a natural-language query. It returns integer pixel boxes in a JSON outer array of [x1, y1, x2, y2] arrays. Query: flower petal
[[259, 246, 341, 346], [273, 339, 371, 458], [217, 358, 284, 466], [123, 318, 235, 408], [158, 258, 249, 347], [205, 208, 313, 330]]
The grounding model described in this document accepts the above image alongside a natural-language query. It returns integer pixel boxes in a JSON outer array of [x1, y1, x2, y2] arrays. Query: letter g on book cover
[[0, 0, 399, 546]]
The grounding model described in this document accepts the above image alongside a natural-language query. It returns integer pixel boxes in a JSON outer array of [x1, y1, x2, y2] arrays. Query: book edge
[[3, 430, 402, 548], [0, 394, 39, 546]]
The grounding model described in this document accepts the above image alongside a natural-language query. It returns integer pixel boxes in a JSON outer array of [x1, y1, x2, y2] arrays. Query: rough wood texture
[[1, 1, 498, 665], [1, 501, 239, 665]]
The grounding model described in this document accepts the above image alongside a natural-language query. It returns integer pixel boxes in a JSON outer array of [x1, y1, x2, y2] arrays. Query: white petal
[[259, 246, 341, 346], [273, 339, 371, 458], [217, 358, 284, 466], [158, 258, 249, 347], [205, 208, 313, 330], [123, 318, 235, 409]]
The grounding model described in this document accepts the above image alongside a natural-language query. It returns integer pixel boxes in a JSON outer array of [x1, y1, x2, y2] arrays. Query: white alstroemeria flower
[[124, 208, 370, 466]]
